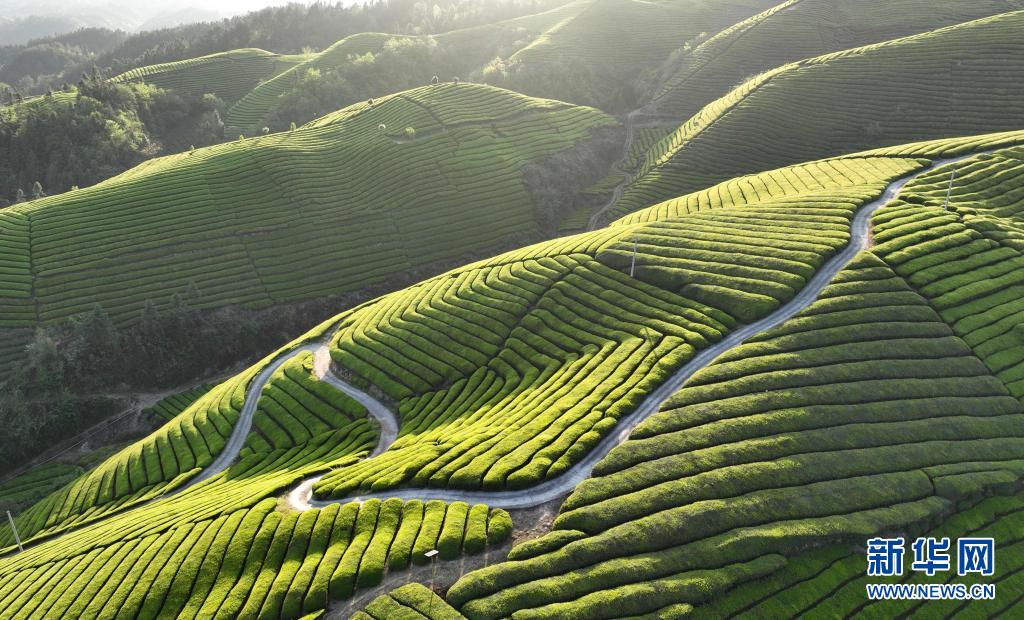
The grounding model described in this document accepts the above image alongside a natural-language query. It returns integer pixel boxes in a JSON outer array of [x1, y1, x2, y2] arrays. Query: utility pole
[[6, 511, 23, 553], [425, 549, 440, 616], [944, 166, 958, 211]]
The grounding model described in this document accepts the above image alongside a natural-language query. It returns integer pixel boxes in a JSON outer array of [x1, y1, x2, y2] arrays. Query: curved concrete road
[[277, 151, 984, 511]]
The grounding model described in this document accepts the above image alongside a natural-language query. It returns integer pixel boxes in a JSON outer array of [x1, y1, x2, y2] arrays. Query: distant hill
[[480, 0, 779, 111], [651, 0, 1022, 122], [607, 10, 1024, 222], [113, 48, 309, 106]]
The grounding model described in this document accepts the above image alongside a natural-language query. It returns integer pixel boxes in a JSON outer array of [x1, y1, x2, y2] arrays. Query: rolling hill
[[651, 0, 1022, 122], [3, 129, 1024, 619], [217, 4, 587, 137], [220, 0, 781, 137], [444, 136, 1024, 618], [483, 0, 779, 111], [4, 2, 1024, 618], [606, 10, 1024, 222], [0, 83, 617, 376], [112, 48, 309, 106]]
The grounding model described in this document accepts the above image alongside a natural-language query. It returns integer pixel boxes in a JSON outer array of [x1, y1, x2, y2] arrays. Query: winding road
[[2, 150, 980, 559], [586, 107, 645, 231], [265, 151, 976, 511]]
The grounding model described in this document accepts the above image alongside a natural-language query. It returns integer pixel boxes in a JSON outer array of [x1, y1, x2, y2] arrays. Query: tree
[[66, 303, 117, 382], [31, 181, 44, 199], [25, 329, 63, 391], [405, 126, 416, 139], [14, 189, 25, 203]]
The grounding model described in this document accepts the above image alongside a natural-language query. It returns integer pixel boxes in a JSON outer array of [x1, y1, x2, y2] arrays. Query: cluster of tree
[[0, 283, 348, 472], [0, 70, 225, 203], [264, 24, 538, 130], [0, 27, 127, 95], [2, 0, 565, 97], [266, 35, 465, 129], [0, 346, 119, 474], [22, 284, 350, 393], [482, 56, 644, 112]]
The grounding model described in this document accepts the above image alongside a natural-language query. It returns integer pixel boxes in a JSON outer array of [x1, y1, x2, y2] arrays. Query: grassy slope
[[4, 130, 1024, 620], [699, 489, 1024, 618], [494, 0, 778, 110], [225, 0, 780, 133], [446, 139, 1024, 618], [113, 48, 310, 106], [0, 83, 614, 373], [222, 2, 587, 137], [652, 0, 1021, 122], [609, 10, 1024, 221]]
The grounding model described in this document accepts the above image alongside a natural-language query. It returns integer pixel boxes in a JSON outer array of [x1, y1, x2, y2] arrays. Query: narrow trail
[[585, 105, 682, 231], [3, 150, 979, 558], [586, 107, 643, 231]]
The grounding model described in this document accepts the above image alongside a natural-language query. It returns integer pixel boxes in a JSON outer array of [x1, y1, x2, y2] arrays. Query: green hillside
[[222, 3, 587, 137], [0, 316, 512, 617], [113, 48, 309, 106], [698, 489, 1024, 618], [486, 0, 778, 110], [0, 83, 616, 375], [4, 2, 1024, 617], [446, 137, 1024, 618], [652, 0, 1020, 122], [607, 10, 1024, 222], [4, 129, 1024, 619], [223, 0, 781, 136]]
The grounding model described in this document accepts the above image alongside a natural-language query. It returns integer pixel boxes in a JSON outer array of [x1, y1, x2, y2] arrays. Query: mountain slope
[[3, 130, 1024, 620], [0, 84, 617, 374], [486, 0, 778, 111], [652, 0, 1021, 122], [113, 48, 308, 106], [448, 139, 1024, 619], [221, 3, 587, 137], [608, 10, 1024, 222]]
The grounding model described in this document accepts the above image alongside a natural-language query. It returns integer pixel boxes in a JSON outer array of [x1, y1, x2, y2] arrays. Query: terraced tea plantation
[[145, 385, 214, 423], [0, 317, 513, 617], [0, 497, 510, 619], [114, 49, 308, 106], [222, 2, 589, 137], [223, 0, 780, 135], [695, 489, 1024, 618], [496, 0, 778, 109], [448, 252, 1024, 617], [0, 84, 615, 373], [6, 0, 1024, 614], [872, 146, 1024, 400], [652, 0, 1019, 122], [4, 127, 1024, 619], [610, 9, 1024, 221]]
